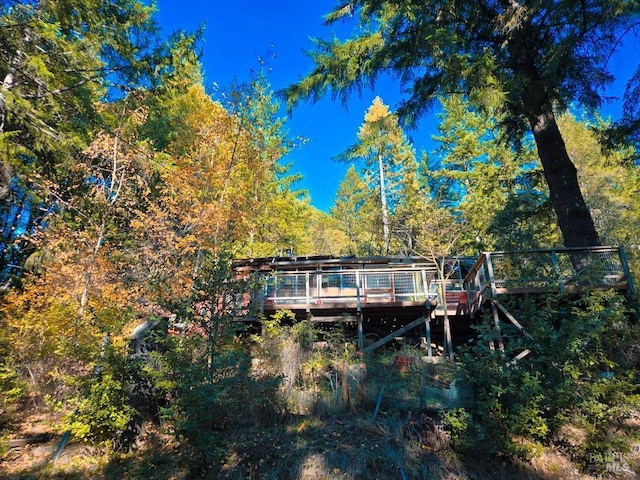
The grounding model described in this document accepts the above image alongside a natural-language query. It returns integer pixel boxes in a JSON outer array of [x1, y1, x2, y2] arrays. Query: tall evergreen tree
[[0, 0, 163, 283], [330, 165, 376, 256], [337, 97, 415, 255], [284, 0, 640, 248], [428, 95, 553, 252], [391, 158, 425, 255]]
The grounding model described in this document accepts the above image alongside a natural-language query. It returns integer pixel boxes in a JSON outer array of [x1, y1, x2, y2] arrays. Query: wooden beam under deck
[[362, 315, 428, 353]]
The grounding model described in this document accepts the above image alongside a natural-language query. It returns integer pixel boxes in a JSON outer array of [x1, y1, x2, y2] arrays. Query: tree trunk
[[527, 107, 601, 248], [1, 53, 21, 201], [437, 257, 454, 362], [377, 151, 391, 255], [0, 161, 10, 200]]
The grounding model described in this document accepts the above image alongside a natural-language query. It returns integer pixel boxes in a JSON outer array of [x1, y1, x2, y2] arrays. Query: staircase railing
[[463, 246, 635, 314]]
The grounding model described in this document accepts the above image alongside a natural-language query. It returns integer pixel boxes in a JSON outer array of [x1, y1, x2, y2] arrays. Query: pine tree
[[330, 165, 376, 256], [337, 97, 416, 255], [284, 0, 640, 248], [427, 95, 554, 252]]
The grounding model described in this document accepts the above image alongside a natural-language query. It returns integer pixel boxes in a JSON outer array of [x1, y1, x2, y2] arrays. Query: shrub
[[457, 290, 640, 464], [50, 339, 135, 446], [0, 361, 24, 429]]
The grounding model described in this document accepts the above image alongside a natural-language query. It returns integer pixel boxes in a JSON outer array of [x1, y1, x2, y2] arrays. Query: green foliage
[[287, 0, 632, 142], [458, 290, 640, 465], [560, 113, 640, 286], [287, 0, 624, 247], [330, 165, 379, 256], [140, 254, 285, 473], [335, 96, 417, 255], [0, 361, 24, 429], [458, 337, 548, 459], [290, 318, 318, 349], [152, 332, 284, 474], [50, 342, 135, 444], [427, 95, 557, 252], [0, 364, 23, 403], [0, 0, 167, 278], [441, 408, 473, 451], [262, 309, 296, 335]]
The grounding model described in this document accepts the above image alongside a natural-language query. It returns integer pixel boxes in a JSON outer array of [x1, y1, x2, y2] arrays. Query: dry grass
[[3, 408, 638, 480], [2, 348, 638, 479]]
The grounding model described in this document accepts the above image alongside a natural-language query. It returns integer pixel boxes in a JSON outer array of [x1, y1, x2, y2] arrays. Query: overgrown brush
[[456, 290, 640, 470]]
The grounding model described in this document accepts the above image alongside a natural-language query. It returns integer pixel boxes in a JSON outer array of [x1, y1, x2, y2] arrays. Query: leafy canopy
[[286, 0, 638, 135]]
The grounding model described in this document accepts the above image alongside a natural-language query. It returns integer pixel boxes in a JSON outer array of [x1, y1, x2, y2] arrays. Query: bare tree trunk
[[75, 112, 127, 342], [75, 215, 106, 342], [1, 58, 18, 134], [378, 152, 390, 255], [437, 257, 454, 362], [0, 162, 10, 200], [0, 45, 24, 200]]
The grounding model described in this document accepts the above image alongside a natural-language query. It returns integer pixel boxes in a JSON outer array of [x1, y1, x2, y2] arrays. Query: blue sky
[[155, 0, 639, 212]]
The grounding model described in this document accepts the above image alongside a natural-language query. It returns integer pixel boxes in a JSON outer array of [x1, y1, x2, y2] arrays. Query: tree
[[283, 0, 640, 248], [427, 95, 556, 252], [458, 290, 640, 461], [413, 196, 464, 361], [0, 0, 163, 283], [0, 120, 148, 444], [227, 73, 316, 258], [389, 157, 424, 255], [305, 208, 350, 256], [330, 165, 378, 256], [561, 113, 640, 244], [0, 0, 160, 185], [560, 113, 640, 284], [337, 97, 415, 254], [130, 74, 313, 296]]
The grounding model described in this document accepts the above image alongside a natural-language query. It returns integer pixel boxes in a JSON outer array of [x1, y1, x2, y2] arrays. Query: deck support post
[[490, 301, 505, 352], [357, 313, 364, 351], [438, 278, 454, 362], [424, 316, 432, 358], [443, 315, 454, 362]]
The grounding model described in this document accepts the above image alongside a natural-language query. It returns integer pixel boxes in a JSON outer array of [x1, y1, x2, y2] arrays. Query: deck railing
[[258, 266, 440, 312], [463, 246, 634, 306], [248, 246, 633, 317]]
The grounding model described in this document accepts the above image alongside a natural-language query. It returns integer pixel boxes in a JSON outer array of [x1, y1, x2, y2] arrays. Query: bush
[[49, 339, 136, 446], [457, 290, 640, 464], [147, 257, 289, 474], [0, 361, 24, 429]]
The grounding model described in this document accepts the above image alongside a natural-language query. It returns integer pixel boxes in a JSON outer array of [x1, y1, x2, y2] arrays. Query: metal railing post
[[618, 245, 636, 295], [356, 270, 362, 312], [551, 250, 565, 293], [316, 272, 322, 305], [485, 253, 498, 296], [273, 273, 278, 304], [305, 272, 311, 313], [421, 269, 428, 300]]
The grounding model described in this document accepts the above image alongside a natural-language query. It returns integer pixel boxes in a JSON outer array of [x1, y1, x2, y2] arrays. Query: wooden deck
[[235, 246, 634, 353], [235, 255, 467, 319]]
